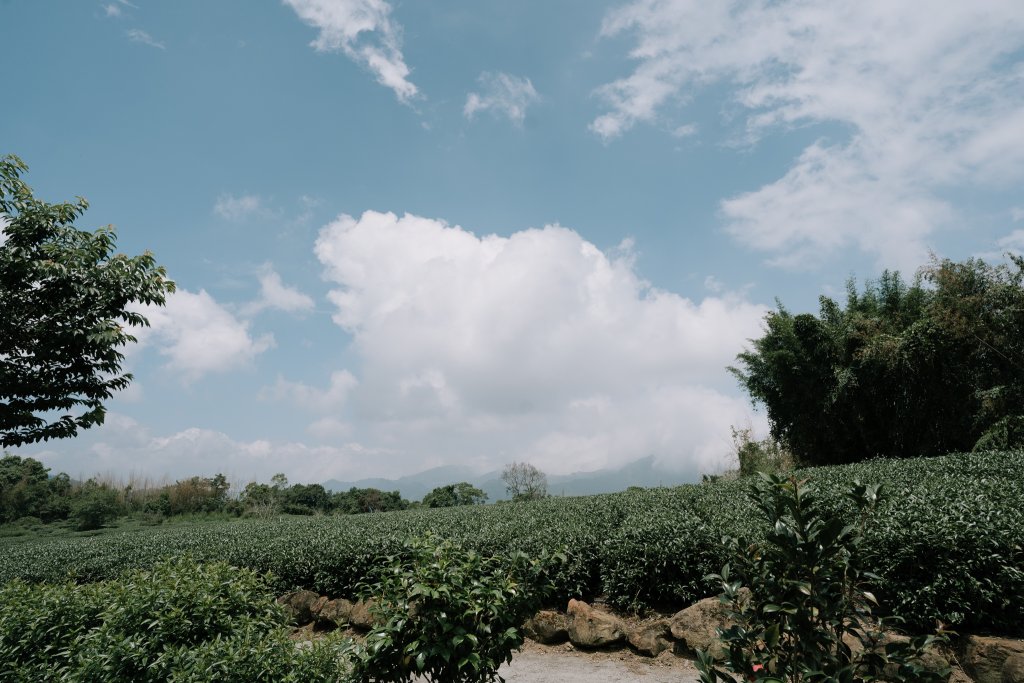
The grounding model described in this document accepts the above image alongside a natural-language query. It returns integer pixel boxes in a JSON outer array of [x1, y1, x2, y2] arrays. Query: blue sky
[[4, 0, 1024, 486]]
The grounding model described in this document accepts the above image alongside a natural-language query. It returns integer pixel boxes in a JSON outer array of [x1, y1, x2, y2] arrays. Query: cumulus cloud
[[263, 370, 358, 413], [26, 413, 381, 484], [314, 210, 767, 475], [594, 1, 1024, 268], [283, 0, 418, 103], [213, 193, 264, 221], [134, 289, 275, 383], [126, 28, 165, 50], [464, 72, 540, 126], [242, 264, 315, 316]]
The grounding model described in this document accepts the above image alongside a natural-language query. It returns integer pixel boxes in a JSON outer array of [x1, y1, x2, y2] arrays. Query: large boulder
[[670, 595, 738, 659], [566, 599, 626, 649], [963, 636, 1024, 683], [277, 590, 326, 625], [842, 630, 951, 680], [523, 610, 569, 644], [628, 619, 673, 657], [1004, 653, 1024, 683], [317, 598, 355, 628]]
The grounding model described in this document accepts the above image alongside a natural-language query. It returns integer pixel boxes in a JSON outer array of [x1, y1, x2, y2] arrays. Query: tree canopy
[[0, 155, 174, 447], [501, 462, 547, 501], [421, 482, 487, 508], [731, 257, 1024, 466]]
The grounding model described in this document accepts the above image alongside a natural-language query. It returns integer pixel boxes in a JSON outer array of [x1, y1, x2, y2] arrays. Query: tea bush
[[1, 451, 1021, 635], [696, 474, 947, 683], [0, 557, 349, 682], [352, 533, 563, 683]]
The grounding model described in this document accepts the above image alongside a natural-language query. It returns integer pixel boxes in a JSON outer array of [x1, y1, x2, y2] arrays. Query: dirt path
[[492, 641, 702, 682]]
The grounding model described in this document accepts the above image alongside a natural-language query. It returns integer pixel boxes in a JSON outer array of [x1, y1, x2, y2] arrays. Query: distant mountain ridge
[[322, 456, 698, 502]]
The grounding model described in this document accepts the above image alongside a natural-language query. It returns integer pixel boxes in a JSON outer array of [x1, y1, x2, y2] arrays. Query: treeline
[[0, 454, 492, 531], [732, 255, 1024, 466]]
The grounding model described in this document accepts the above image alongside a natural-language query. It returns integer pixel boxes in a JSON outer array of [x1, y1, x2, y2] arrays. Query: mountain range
[[322, 456, 700, 502]]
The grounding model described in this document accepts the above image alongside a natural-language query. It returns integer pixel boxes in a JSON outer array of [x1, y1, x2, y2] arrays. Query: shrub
[[0, 557, 350, 682], [696, 474, 947, 683], [71, 481, 121, 531], [352, 533, 563, 683]]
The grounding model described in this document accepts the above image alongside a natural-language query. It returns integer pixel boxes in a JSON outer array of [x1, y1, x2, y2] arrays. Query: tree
[[730, 258, 1024, 465], [421, 482, 487, 508], [0, 155, 174, 447], [501, 462, 547, 501]]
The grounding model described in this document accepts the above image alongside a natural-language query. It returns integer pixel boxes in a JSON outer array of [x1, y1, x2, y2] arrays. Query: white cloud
[[671, 123, 697, 138], [104, 4, 122, 18], [314, 210, 767, 475], [283, 0, 418, 103], [464, 72, 540, 126], [126, 28, 165, 50], [263, 370, 358, 413], [1012, 207, 1024, 222], [213, 193, 264, 221], [134, 289, 275, 383], [243, 264, 315, 316], [27, 413, 380, 484], [594, 1, 1024, 268]]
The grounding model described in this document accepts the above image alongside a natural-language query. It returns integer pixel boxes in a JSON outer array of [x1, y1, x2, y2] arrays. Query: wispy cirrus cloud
[[213, 193, 265, 221], [593, 1, 1024, 271], [283, 0, 418, 103], [126, 28, 165, 50], [464, 72, 540, 127]]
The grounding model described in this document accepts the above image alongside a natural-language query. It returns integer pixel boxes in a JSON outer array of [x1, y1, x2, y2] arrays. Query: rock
[[277, 590, 325, 625], [842, 630, 951, 679], [1003, 652, 1024, 683], [347, 599, 377, 630], [964, 636, 1024, 683], [524, 610, 569, 644], [566, 599, 627, 649], [317, 598, 355, 628], [628, 619, 672, 657], [669, 595, 741, 659]]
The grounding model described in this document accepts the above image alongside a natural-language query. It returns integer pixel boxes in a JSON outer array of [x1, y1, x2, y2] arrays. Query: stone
[[628, 619, 673, 657], [276, 590, 324, 625], [963, 636, 1024, 683], [524, 610, 569, 644], [317, 598, 355, 628], [1003, 652, 1024, 683], [566, 599, 627, 649], [669, 595, 739, 659], [347, 598, 377, 630]]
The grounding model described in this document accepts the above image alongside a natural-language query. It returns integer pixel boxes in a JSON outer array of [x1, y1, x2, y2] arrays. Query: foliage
[[0, 451, 1020, 634], [352, 533, 563, 683], [70, 479, 121, 531], [501, 462, 548, 501], [731, 427, 794, 477], [0, 557, 349, 682], [422, 482, 488, 508], [0, 453, 71, 523], [696, 474, 947, 683], [332, 487, 409, 515], [0, 154, 174, 447], [731, 259, 1024, 465]]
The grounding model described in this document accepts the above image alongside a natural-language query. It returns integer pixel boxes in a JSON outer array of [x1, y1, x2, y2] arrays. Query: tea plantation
[[2, 451, 1021, 634]]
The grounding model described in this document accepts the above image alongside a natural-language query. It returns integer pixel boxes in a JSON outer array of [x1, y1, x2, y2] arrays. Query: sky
[[3, 0, 1024, 486]]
